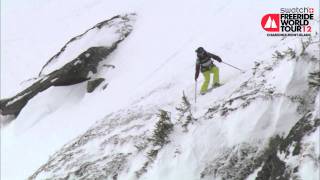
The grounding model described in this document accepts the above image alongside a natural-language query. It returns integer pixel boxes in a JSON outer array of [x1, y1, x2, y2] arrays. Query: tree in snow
[[136, 109, 174, 178], [176, 91, 197, 132], [308, 71, 320, 87], [148, 109, 174, 156]]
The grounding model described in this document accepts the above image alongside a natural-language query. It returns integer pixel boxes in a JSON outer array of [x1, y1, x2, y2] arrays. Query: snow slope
[[27, 40, 320, 180], [1, 0, 319, 179]]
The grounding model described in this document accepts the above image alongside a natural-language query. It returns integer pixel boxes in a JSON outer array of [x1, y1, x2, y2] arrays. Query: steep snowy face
[[1, 0, 319, 180], [28, 36, 320, 180]]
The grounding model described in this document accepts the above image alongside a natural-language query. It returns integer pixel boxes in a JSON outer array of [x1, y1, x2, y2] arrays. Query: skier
[[194, 47, 222, 95]]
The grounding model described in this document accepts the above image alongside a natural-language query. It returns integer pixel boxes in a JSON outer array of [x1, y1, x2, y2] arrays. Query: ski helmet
[[195, 47, 205, 53]]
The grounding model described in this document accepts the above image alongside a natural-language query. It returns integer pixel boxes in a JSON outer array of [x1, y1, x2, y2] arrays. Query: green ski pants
[[201, 66, 219, 93]]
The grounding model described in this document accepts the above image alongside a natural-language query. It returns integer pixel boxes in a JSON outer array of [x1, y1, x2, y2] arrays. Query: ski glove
[[216, 56, 222, 63]]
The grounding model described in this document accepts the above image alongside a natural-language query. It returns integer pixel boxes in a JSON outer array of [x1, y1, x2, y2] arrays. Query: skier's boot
[[212, 83, 221, 88]]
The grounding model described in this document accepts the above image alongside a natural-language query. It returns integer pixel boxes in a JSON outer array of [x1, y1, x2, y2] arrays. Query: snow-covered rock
[[0, 14, 135, 122]]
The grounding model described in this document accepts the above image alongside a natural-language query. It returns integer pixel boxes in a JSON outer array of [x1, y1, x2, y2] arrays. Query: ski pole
[[194, 80, 197, 112], [222, 61, 245, 73]]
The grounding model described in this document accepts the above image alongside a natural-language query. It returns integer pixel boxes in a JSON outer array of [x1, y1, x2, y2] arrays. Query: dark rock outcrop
[[0, 14, 135, 123], [87, 78, 105, 93], [38, 14, 133, 76], [256, 113, 320, 180]]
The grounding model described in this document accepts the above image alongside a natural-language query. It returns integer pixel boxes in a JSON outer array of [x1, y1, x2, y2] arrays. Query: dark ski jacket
[[195, 51, 222, 80]]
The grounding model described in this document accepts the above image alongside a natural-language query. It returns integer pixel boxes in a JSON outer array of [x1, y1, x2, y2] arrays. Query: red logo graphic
[[309, 8, 314, 13], [261, 14, 280, 32]]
